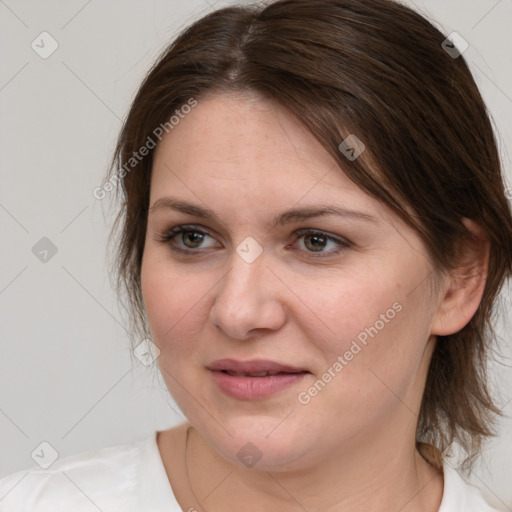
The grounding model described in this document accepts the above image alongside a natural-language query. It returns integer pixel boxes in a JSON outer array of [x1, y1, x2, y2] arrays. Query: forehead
[[150, 93, 381, 211], [155, 93, 330, 176]]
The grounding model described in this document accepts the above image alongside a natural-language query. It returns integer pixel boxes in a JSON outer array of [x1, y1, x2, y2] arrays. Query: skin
[[140, 92, 489, 511]]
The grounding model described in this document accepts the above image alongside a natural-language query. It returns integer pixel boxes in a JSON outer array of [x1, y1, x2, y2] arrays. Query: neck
[[184, 423, 443, 512]]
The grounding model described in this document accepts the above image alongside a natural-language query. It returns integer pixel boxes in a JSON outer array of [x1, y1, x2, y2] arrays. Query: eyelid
[[153, 224, 219, 248], [288, 227, 351, 257], [155, 223, 351, 257]]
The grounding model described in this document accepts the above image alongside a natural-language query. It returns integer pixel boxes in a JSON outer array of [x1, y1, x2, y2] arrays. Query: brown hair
[[105, 0, 512, 470]]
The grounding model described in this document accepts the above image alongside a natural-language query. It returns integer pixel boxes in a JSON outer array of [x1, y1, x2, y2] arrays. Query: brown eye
[[290, 228, 351, 258], [303, 233, 328, 252], [155, 224, 220, 252], [155, 224, 350, 258], [181, 230, 206, 248]]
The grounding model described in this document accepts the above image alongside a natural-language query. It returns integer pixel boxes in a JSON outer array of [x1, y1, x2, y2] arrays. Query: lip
[[207, 358, 309, 400], [208, 358, 307, 374]]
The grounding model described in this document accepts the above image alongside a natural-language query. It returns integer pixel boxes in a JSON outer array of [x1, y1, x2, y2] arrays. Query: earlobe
[[430, 219, 490, 336]]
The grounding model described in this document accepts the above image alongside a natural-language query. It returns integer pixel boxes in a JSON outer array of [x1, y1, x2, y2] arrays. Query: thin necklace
[[184, 425, 210, 512], [184, 426, 236, 511]]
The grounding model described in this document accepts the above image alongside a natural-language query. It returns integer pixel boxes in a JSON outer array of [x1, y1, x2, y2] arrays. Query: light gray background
[[1, 0, 511, 509]]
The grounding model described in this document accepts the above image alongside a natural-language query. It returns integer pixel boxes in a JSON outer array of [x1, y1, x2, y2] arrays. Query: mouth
[[207, 358, 310, 400], [208, 358, 308, 376], [221, 370, 300, 377]]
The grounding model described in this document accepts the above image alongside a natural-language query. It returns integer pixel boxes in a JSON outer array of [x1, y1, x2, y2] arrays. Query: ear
[[431, 218, 490, 336]]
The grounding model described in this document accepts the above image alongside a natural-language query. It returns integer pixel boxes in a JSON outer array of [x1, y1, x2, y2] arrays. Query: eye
[[154, 224, 351, 258], [288, 228, 350, 257], [154, 224, 220, 252]]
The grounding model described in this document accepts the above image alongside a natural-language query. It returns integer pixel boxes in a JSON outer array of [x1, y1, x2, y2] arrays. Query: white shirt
[[0, 431, 502, 511]]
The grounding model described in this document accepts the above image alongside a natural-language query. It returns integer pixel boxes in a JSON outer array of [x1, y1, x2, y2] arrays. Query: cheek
[[141, 254, 205, 351], [295, 268, 429, 400], [141, 254, 214, 421], [297, 270, 403, 355]]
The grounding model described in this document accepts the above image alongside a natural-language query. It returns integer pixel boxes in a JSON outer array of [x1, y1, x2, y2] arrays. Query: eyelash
[[154, 224, 351, 258]]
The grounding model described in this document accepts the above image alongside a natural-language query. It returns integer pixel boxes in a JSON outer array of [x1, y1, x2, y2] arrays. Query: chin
[[194, 412, 316, 472]]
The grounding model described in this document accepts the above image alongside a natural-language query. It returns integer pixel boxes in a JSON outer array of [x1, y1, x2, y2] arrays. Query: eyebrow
[[148, 197, 378, 228]]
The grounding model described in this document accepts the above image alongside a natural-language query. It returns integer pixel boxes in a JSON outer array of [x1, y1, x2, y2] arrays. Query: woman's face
[[141, 92, 445, 470]]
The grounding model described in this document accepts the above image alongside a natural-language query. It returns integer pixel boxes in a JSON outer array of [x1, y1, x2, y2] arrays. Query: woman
[[1, 0, 511, 510]]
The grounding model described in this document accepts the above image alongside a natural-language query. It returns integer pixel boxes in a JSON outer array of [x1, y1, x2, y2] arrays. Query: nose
[[208, 248, 287, 341]]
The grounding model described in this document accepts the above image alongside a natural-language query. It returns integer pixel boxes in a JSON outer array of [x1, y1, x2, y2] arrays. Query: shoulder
[[0, 432, 175, 512], [439, 461, 503, 512]]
